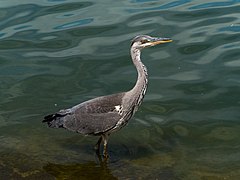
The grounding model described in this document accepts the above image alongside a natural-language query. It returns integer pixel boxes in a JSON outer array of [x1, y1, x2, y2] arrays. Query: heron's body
[[43, 35, 172, 158]]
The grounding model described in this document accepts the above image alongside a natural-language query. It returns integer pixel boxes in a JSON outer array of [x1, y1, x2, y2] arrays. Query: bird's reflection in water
[[43, 155, 117, 179]]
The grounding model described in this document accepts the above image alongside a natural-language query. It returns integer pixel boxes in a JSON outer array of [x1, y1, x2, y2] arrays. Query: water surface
[[0, 0, 240, 179]]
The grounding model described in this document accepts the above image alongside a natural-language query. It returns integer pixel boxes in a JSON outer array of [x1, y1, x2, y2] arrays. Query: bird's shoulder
[[72, 92, 125, 114]]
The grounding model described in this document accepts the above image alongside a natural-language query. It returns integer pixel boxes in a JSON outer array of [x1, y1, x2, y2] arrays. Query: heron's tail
[[43, 111, 68, 128]]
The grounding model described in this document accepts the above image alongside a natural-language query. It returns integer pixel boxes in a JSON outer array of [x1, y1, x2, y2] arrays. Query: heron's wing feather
[[63, 112, 121, 135], [62, 93, 125, 135], [72, 92, 124, 114]]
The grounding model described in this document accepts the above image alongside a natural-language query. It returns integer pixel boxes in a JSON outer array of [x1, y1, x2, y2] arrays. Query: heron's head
[[131, 35, 172, 49]]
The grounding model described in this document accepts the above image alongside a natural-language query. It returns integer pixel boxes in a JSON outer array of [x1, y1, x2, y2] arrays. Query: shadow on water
[[43, 160, 117, 180], [42, 148, 178, 179], [0, 149, 117, 179], [43, 160, 177, 180]]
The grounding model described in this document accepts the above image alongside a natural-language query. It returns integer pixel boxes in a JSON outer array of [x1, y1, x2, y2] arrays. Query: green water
[[0, 0, 240, 179]]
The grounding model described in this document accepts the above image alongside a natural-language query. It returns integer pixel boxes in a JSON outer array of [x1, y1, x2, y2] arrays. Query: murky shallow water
[[0, 0, 240, 179]]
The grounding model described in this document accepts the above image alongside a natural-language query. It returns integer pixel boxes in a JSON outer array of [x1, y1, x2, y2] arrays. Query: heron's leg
[[94, 136, 102, 153], [102, 134, 109, 158]]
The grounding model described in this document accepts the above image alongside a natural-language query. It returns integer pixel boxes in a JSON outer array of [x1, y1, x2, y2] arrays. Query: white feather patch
[[115, 105, 123, 115], [115, 105, 121, 111]]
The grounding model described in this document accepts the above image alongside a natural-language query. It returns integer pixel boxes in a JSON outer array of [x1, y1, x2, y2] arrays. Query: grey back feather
[[61, 93, 125, 135]]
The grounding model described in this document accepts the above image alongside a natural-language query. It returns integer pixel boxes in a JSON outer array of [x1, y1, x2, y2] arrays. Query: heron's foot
[[103, 143, 109, 159], [94, 135, 109, 159], [95, 146, 109, 159], [103, 150, 109, 159]]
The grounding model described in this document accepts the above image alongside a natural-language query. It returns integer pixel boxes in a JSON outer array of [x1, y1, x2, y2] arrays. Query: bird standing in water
[[43, 35, 172, 158]]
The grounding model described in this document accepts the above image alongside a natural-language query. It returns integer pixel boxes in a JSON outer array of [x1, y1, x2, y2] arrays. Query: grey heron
[[43, 35, 172, 158]]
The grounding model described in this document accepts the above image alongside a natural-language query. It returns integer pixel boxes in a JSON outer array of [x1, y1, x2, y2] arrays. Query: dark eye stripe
[[141, 39, 149, 43]]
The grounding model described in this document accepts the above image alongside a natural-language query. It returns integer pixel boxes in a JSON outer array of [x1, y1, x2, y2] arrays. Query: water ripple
[[153, 70, 202, 81], [219, 24, 240, 32], [190, 0, 240, 10], [54, 18, 94, 30], [127, 0, 191, 13]]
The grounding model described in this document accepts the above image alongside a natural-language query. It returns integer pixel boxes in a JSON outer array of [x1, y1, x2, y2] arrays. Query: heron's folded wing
[[63, 112, 122, 135], [62, 93, 125, 135]]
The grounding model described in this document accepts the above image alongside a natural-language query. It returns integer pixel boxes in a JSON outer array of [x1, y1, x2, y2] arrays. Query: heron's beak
[[140, 37, 172, 49], [151, 37, 173, 46]]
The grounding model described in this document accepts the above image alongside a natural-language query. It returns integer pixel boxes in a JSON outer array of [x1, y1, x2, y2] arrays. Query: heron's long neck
[[129, 47, 148, 104]]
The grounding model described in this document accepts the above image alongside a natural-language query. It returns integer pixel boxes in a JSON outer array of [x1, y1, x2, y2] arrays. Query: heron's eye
[[141, 39, 150, 44]]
